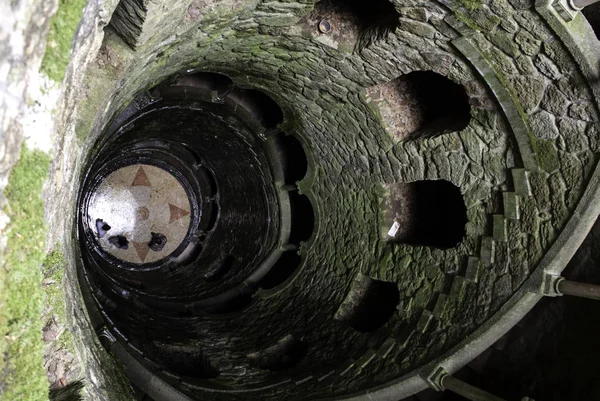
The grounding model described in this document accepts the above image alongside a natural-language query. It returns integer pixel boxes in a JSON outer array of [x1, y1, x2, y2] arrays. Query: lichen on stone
[[0, 145, 51, 401], [41, 0, 88, 82]]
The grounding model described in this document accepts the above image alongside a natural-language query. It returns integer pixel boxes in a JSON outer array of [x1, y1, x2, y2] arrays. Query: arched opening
[[334, 274, 400, 333], [385, 180, 467, 249], [311, 0, 400, 49], [249, 335, 308, 371], [367, 71, 471, 141]]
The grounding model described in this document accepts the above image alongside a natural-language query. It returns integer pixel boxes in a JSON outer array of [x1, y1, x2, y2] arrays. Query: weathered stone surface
[[400, 19, 437, 39], [558, 117, 588, 140], [499, 17, 519, 34], [541, 84, 569, 116], [486, 45, 519, 75], [530, 110, 559, 139], [256, 12, 300, 26], [542, 38, 573, 74], [107, 0, 146, 48], [588, 124, 600, 153], [398, 6, 430, 22], [489, 31, 518, 57], [515, 30, 541, 56], [568, 101, 598, 122], [509, 76, 546, 111], [514, 54, 535, 74], [491, 273, 512, 310], [535, 53, 562, 80], [556, 75, 591, 102], [512, 168, 532, 197], [2, 0, 599, 400], [513, 11, 550, 40], [0, 1, 63, 399], [472, 8, 502, 31], [489, 0, 514, 18], [507, 0, 531, 10]]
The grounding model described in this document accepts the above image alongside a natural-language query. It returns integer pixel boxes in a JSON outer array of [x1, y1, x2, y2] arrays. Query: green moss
[[75, 74, 107, 143], [477, 46, 541, 171], [100, 353, 135, 401], [44, 250, 65, 275], [40, 0, 87, 82], [457, 0, 483, 11], [534, 138, 560, 173], [455, 11, 482, 31], [501, 82, 542, 169], [42, 250, 75, 350], [0, 146, 51, 401]]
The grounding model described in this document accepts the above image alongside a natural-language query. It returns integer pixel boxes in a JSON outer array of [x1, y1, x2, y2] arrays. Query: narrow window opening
[[249, 335, 308, 371], [225, 89, 284, 129], [334, 274, 400, 333], [366, 71, 471, 141], [206, 293, 253, 314], [385, 180, 467, 249], [174, 72, 233, 95], [278, 134, 308, 185], [583, 4, 600, 39], [312, 0, 400, 49], [258, 251, 301, 290], [199, 199, 218, 232], [288, 192, 315, 245]]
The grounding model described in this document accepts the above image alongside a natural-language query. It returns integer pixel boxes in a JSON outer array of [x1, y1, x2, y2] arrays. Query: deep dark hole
[[259, 251, 302, 290], [315, 0, 400, 47], [288, 192, 315, 245], [207, 293, 253, 314], [226, 89, 284, 129], [196, 72, 233, 92], [200, 200, 218, 232], [278, 134, 308, 184], [79, 69, 314, 392], [402, 71, 471, 140], [255, 337, 308, 371], [394, 180, 467, 249], [199, 166, 218, 197], [583, 4, 600, 39], [341, 278, 400, 333], [249, 90, 284, 129], [175, 72, 233, 93]]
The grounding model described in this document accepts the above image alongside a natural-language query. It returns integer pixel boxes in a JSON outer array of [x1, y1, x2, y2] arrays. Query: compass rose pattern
[[88, 164, 192, 264]]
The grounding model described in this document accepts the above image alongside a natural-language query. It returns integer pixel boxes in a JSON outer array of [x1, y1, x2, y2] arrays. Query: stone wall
[[43, 0, 135, 399], [47, 0, 600, 399], [1, 0, 599, 399], [446, 213, 600, 401]]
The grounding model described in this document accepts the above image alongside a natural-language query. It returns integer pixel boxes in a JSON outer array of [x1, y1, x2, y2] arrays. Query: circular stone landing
[[87, 164, 192, 264]]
